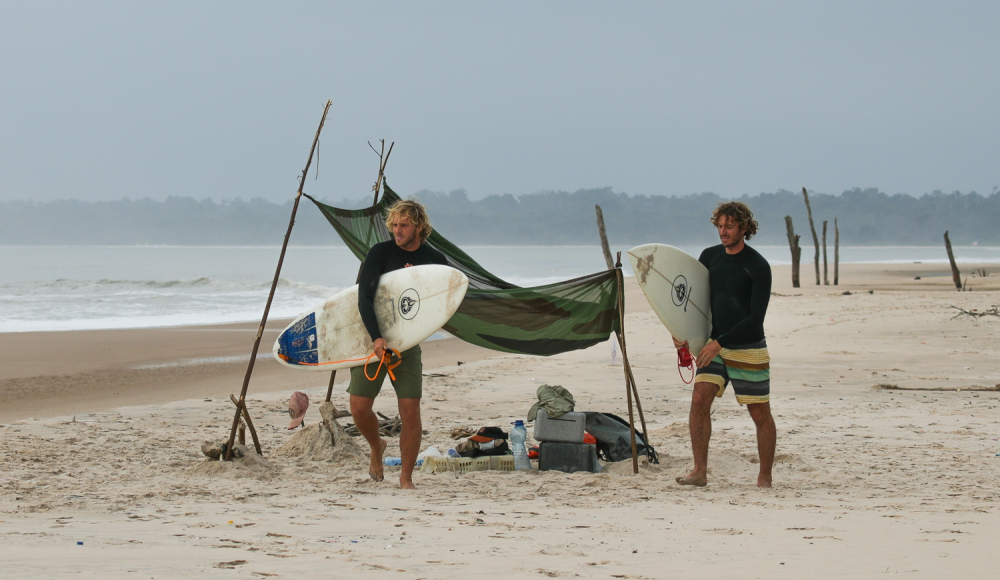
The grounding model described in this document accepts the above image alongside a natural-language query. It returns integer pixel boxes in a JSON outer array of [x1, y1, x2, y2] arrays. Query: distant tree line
[[1, 187, 997, 246]]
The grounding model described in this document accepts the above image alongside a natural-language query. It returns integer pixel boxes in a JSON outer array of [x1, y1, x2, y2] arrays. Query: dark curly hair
[[711, 201, 758, 240]]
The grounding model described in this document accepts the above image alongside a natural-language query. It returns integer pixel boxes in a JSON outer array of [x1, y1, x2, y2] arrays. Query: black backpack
[[584, 412, 659, 464]]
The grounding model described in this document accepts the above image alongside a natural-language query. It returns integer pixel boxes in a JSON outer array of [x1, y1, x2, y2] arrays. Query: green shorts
[[347, 345, 423, 399]]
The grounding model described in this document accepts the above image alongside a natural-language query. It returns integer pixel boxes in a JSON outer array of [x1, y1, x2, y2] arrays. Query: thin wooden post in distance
[[944, 231, 962, 290], [802, 187, 820, 285]]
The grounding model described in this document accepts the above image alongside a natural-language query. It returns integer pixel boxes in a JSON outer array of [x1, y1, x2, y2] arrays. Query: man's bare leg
[[747, 401, 776, 488], [676, 382, 718, 486], [397, 397, 422, 490], [350, 394, 387, 482]]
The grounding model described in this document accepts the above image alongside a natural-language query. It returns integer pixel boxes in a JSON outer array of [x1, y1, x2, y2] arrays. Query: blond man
[[350, 199, 447, 489]]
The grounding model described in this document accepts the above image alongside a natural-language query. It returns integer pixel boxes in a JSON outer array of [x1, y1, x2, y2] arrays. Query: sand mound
[[272, 402, 365, 464], [188, 444, 280, 480]]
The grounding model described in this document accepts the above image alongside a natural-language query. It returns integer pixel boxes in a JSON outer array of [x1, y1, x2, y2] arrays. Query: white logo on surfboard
[[671, 275, 689, 310], [398, 288, 420, 320]]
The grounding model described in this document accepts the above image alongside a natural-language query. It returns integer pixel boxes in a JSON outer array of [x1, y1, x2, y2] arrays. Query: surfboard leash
[[277, 349, 403, 381], [677, 346, 695, 384], [364, 349, 403, 382]]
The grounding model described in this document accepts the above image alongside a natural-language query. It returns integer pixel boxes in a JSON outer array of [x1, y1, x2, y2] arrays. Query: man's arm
[[358, 245, 387, 356]]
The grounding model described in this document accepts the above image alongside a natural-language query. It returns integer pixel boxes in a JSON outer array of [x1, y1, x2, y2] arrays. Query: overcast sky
[[2, 2, 998, 203]]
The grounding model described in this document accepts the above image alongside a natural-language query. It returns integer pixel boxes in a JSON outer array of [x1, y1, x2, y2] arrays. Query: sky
[[1, 1, 998, 203]]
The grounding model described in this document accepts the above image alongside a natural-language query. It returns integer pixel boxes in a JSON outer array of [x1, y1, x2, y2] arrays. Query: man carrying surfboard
[[350, 199, 448, 489], [673, 202, 776, 488]]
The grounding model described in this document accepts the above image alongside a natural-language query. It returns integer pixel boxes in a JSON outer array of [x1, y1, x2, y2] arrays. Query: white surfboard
[[627, 244, 712, 354], [273, 265, 469, 371]]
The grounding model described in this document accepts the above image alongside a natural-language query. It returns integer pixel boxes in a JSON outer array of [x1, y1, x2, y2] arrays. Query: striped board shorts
[[695, 340, 770, 405]]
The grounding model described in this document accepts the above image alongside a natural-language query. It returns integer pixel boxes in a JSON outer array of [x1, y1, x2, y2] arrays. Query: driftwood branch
[[802, 187, 820, 285], [344, 415, 402, 437], [949, 305, 1000, 319], [875, 383, 1000, 392], [944, 231, 962, 291], [595, 205, 614, 270]]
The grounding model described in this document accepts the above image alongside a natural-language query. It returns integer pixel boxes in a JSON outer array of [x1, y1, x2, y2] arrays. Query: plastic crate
[[538, 441, 601, 473], [491, 455, 515, 471]]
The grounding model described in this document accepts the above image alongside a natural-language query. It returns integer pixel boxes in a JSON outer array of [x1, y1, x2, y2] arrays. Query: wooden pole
[[325, 369, 337, 403], [355, 140, 395, 284], [834, 218, 839, 285], [595, 205, 615, 270], [822, 220, 829, 285], [224, 100, 332, 460], [944, 231, 962, 290], [802, 187, 820, 285], [614, 253, 639, 474], [784, 216, 801, 288]]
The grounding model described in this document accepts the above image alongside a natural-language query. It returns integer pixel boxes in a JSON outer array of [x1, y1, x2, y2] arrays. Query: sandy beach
[[2, 261, 999, 578]]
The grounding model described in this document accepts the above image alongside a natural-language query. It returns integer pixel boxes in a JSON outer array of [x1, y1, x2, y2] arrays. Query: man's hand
[[373, 338, 387, 361], [671, 336, 689, 350], [696, 340, 722, 368]]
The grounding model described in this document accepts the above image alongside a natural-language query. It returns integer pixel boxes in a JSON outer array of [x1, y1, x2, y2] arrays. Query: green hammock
[[308, 183, 620, 356]]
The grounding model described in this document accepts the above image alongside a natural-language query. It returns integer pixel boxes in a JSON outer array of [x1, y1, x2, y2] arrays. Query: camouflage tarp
[[308, 183, 620, 355]]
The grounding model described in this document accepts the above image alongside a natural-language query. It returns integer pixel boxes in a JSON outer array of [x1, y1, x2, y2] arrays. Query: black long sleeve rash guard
[[698, 244, 772, 347], [357, 240, 449, 342]]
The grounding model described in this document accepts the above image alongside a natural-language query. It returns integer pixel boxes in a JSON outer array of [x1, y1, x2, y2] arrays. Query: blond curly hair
[[385, 199, 433, 242]]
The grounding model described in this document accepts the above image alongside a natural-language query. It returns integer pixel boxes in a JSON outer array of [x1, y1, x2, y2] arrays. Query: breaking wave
[[0, 277, 338, 333]]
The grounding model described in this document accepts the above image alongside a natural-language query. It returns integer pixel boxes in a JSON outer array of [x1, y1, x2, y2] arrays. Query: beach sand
[[1, 261, 999, 577]]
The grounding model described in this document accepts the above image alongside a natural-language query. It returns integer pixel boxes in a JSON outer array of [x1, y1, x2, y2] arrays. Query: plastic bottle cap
[[512, 420, 524, 426]]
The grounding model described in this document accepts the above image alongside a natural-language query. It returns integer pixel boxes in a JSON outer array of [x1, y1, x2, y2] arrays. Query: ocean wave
[[0, 277, 339, 333]]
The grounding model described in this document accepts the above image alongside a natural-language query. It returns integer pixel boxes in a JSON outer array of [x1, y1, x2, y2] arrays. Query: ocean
[[2, 244, 999, 333]]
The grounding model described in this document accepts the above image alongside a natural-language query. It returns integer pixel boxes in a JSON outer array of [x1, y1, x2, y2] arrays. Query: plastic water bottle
[[510, 420, 531, 470]]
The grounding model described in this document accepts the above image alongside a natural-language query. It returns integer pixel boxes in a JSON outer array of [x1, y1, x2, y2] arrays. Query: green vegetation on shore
[[2, 187, 996, 246]]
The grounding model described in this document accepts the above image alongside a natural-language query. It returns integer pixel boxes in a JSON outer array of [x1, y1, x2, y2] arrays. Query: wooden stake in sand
[[230, 394, 262, 455], [595, 205, 614, 270], [834, 218, 839, 286], [944, 231, 962, 291], [613, 252, 650, 474], [338, 139, 396, 396], [325, 370, 337, 403], [802, 187, 820, 285], [224, 100, 332, 461], [784, 216, 801, 288], [822, 220, 829, 285]]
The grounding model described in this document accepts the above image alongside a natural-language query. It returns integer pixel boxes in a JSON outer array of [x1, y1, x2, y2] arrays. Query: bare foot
[[399, 479, 417, 490], [675, 472, 708, 487], [368, 439, 387, 482], [757, 476, 772, 489]]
